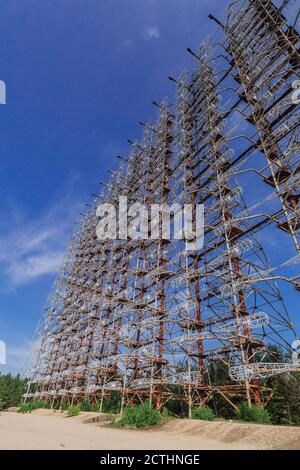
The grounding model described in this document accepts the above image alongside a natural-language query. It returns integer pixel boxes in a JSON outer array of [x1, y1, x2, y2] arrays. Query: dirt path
[[0, 409, 299, 450]]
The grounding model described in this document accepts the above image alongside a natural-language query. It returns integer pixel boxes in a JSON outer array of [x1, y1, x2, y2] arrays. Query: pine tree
[[0, 374, 27, 410]]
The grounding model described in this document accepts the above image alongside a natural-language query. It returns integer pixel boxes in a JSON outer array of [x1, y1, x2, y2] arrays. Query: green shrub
[[58, 398, 68, 410], [108, 412, 119, 426], [67, 405, 81, 417], [18, 400, 50, 414], [101, 391, 121, 414], [235, 402, 271, 424], [191, 406, 215, 421], [79, 400, 100, 412], [18, 403, 32, 413], [120, 401, 160, 428], [79, 400, 92, 412]]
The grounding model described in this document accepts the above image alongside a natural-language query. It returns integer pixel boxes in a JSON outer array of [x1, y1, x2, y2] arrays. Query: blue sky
[[0, 0, 228, 374], [0, 0, 299, 375]]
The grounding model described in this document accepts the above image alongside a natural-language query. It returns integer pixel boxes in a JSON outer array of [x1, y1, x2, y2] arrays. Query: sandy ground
[[0, 409, 300, 450]]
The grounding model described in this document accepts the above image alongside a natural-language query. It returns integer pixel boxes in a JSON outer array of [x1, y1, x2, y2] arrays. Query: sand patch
[[0, 410, 299, 450]]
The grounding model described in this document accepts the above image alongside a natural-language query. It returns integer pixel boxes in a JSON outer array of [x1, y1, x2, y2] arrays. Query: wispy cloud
[[3, 337, 39, 375], [144, 26, 160, 40], [0, 178, 83, 289], [122, 26, 160, 49], [7, 252, 64, 286], [122, 39, 134, 47]]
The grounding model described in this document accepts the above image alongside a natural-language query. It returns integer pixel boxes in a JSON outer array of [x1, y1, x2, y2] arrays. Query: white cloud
[[0, 180, 83, 288], [0, 221, 63, 288], [7, 251, 64, 286], [144, 26, 160, 40], [4, 338, 39, 375]]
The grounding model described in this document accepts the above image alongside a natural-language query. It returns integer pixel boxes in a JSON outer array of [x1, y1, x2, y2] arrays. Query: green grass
[[18, 400, 50, 414], [160, 407, 173, 418], [67, 405, 81, 417], [235, 402, 271, 424], [191, 406, 215, 421]]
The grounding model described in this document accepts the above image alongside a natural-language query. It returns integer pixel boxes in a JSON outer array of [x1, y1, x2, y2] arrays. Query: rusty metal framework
[[24, 0, 300, 414]]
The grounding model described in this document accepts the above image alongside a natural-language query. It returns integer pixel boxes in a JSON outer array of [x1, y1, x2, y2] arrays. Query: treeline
[[205, 346, 300, 426], [1, 345, 300, 426], [207, 366, 300, 425], [0, 374, 27, 410]]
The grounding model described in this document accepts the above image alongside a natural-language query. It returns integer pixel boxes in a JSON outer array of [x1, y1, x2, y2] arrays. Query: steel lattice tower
[[25, 0, 300, 415]]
